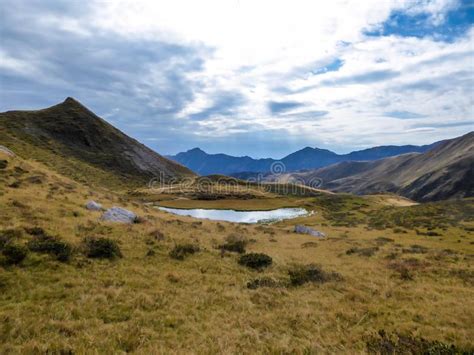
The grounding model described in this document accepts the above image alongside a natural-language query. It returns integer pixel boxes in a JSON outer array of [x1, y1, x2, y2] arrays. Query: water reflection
[[158, 207, 308, 223]]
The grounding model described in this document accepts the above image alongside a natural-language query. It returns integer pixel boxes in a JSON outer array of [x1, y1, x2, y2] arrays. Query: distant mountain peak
[[187, 147, 206, 153], [62, 97, 83, 107], [0, 99, 195, 186]]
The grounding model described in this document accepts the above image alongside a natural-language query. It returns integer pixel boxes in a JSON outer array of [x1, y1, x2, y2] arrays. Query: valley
[[0, 100, 473, 353]]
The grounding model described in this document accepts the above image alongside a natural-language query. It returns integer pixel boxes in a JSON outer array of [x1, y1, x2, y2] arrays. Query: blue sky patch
[[268, 101, 305, 114], [310, 58, 344, 76], [385, 110, 427, 119], [365, 0, 474, 41]]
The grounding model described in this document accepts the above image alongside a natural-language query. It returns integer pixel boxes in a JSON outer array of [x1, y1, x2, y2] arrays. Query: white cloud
[[1, 0, 471, 155]]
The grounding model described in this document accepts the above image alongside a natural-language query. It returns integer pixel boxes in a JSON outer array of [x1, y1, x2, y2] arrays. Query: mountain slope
[[169, 142, 440, 175], [266, 132, 474, 202], [0, 98, 195, 188], [168, 148, 275, 175]]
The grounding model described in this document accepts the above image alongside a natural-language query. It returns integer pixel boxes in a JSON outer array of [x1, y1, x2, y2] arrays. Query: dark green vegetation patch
[[238, 253, 273, 270], [219, 233, 248, 254], [27, 231, 73, 262], [288, 264, 342, 286], [169, 243, 200, 260], [83, 237, 122, 260], [366, 329, 473, 354], [1, 244, 28, 265]]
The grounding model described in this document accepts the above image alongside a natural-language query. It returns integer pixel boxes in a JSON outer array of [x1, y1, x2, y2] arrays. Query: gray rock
[[294, 225, 326, 237], [101, 207, 137, 224], [86, 200, 103, 211], [0, 145, 15, 157]]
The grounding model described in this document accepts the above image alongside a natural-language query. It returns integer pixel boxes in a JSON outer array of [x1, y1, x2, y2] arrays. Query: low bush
[[27, 234, 72, 262], [375, 237, 394, 244], [83, 237, 122, 259], [169, 243, 200, 260], [301, 242, 318, 248], [2, 244, 28, 265], [402, 244, 428, 254], [247, 277, 281, 290], [238, 253, 272, 270], [366, 330, 473, 354], [0, 160, 8, 169], [346, 247, 379, 257], [133, 216, 146, 224], [288, 264, 342, 286], [388, 258, 429, 275], [149, 229, 165, 241], [0, 229, 23, 249], [399, 268, 414, 281], [24, 227, 47, 236], [219, 233, 248, 254]]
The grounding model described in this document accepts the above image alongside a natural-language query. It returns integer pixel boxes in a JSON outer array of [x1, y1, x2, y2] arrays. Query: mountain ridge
[[168, 141, 441, 175], [261, 132, 474, 202], [0, 97, 195, 189]]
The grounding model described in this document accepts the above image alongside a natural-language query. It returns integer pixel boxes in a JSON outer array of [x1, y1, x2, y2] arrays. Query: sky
[[0, 0, 473, 158]]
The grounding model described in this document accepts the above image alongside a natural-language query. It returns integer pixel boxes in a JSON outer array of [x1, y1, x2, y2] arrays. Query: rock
[[294, 225, 326, 237], [0, 145, 15, 157], [86, 201, 103, 211], [101, 207, 137, 224]]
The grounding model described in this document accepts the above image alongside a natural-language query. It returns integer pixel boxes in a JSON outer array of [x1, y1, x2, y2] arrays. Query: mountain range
[[262, 131, 474, 202], [0, 97, 194, 188], [1, 97, 472, 202], [168, 142, 440, 176]]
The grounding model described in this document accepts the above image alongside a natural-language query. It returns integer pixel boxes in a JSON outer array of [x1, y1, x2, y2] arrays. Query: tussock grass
[[0, 152, 473, 352]]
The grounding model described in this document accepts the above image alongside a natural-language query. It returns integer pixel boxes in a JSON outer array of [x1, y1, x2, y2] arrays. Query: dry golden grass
[[1, 152, 473, 353]]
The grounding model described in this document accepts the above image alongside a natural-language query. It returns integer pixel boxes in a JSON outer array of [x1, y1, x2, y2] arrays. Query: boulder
[[86, 201, 103, 211], [0, 145, 15, 157], [294, 225, 326, 237], [101, 207, 137, 224]]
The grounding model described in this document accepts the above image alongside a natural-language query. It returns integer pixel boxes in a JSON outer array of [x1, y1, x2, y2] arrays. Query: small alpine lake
[[157, 206, 309, 223]]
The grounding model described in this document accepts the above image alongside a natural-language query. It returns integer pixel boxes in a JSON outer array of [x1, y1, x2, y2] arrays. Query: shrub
[[375, 237, 394, 244], [27, 234, 72, 262], [399, 268, 414, 281], [0, 229, 23, 249], [8, 181, 21, 188], [149, 229, 165, 241], [169, 243, 200, 260], [301, 242, 318, 248], [238, 253, 272, 270], [24, 227, 47, 236], [83, 237, 122, 259], [346, 247, 379, 257], [247, 277, 281, 290], [133, 216, 145, 224], [0, 160, 8, 169], [2, 244, 28, 265], [219, 234, 248, 254], [366, 330, 473, 354], [402, 244, 428, 254], [288, 264, 342, 286]]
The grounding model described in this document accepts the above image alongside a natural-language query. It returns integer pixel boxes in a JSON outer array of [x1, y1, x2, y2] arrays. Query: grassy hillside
[[0, 98, 195, 190], [1, 150, 473, 353], [266, 132, 474, 202]]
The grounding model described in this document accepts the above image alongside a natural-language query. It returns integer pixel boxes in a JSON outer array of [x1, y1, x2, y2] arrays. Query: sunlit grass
[[1, 151, 473, 353]]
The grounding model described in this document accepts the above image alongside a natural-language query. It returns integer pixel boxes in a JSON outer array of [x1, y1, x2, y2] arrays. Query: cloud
[[268, 101, 305, 114], [189, 92, 245, 120], [321, 69, 400, 86], [411, 120, 473, 128], [384, 111, 427, 119], [0, 0, 473, 157]]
